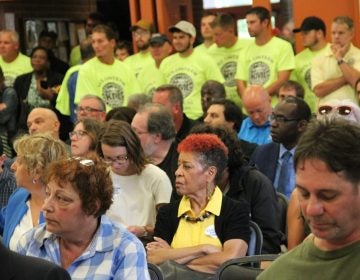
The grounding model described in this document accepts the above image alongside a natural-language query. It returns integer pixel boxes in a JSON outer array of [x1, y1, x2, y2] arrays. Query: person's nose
[[304, 196, 324, 217]]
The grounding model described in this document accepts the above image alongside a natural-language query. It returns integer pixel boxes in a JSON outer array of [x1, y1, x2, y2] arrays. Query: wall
[[293, 0, 360, 52]]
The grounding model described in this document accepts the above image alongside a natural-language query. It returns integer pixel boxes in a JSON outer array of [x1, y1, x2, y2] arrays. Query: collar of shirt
[[177, 186, 223, 218], [248, 118, 271, 129], [279, 144, 296, 158]]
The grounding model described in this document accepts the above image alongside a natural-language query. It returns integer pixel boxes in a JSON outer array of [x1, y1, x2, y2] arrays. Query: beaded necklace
[[180, 211, 212, 223]]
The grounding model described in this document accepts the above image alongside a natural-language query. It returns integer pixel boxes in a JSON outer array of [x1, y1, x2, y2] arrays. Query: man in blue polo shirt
[[238, 85, 272, 145]]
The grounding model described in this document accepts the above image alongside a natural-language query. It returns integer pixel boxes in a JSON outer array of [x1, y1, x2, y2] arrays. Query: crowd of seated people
[[1, 5, 360, 279]]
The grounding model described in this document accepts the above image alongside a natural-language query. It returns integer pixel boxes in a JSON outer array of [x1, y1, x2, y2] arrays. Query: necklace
[[180, 211, 212, 223]]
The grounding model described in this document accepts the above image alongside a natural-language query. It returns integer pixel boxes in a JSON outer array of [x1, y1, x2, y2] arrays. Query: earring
[[32, 179, 37, 184]]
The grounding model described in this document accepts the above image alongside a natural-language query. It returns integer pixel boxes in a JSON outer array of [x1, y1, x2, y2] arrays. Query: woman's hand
[[146, 237, 170, 251], [36, 80, 55, 100], [201, 244, 222, 255], [127, 225, 148, 237]]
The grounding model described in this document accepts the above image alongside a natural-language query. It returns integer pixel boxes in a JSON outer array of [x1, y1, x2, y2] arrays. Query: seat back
[[276, 192, 289, 244], [247, 220, 263, 256], [148, 263, 164, 280], [214, 254, 279, 280]]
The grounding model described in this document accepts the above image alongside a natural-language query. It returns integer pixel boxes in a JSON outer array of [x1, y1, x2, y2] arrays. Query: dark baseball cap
[[149, 33, 170, 45], [293, 16, 326, 33]]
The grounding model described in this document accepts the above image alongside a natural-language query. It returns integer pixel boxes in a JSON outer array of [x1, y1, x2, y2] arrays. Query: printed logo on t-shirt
[[102, 82, 124, 108], [249, 61, 270, 85], [221, 61, 237, 87], [305, 68, 312, 90], [170, 73, 194, 98]]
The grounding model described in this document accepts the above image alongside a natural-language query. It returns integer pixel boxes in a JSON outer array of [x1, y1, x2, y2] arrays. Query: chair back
[[247, 220, 263, 256], [148, 263, 164, 280], [214, 254, 279, 280], [276, 192, 289, 244]]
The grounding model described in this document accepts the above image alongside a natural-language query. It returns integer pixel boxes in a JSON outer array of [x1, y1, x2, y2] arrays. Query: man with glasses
[[250, 96, 311, 197], [76, 95, 106, 122], [312, 16, 360, 107], [125, 19, 155, 78]]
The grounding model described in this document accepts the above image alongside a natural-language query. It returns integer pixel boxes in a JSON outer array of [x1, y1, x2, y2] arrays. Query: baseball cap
[[293, 16, 326, 33], [130, 19, 154, 33], [168, 20, 196, 37], [149, 33, 170, 45]]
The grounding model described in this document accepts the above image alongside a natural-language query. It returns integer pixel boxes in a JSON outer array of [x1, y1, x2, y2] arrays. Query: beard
[[137, 41, 150, 51], [176, 41, 192, 54]]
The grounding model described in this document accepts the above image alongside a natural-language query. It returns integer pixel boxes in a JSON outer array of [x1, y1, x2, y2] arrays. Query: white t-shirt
[[106, 164, 172, 228], [9, 201, 33, 251]]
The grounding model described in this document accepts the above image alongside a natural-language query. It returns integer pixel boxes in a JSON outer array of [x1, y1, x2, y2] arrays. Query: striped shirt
[[17, 215, 150, 280]]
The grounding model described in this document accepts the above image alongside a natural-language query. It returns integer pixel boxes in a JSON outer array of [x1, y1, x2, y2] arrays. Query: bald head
[[242, 85, 272, 126], [27, 108, 60, 138]]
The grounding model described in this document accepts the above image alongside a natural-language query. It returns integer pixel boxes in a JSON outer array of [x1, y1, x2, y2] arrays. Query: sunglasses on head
[[318, 105, 352, 116]]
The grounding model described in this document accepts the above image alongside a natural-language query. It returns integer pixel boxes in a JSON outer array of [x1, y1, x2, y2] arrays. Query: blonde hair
[[14, 133, 68, 180]]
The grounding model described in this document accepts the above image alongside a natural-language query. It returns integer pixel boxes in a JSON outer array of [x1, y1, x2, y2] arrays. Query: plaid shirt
[[17, 215, 150, 280]]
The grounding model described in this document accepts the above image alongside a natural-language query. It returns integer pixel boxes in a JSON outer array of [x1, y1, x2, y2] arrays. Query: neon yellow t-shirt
[[74, 57, 140, 110], [195, 43, 212, 53], [124, 50, 154, 78], [208, 39, 250, 107], [171, 187, 223, 249], [137, 60, 166, 96], [290, 44, 329, 112], [56, 64, 82, 115], [235, 36, 295, 105], [69, 45, 81, 67], [0, 53, 32, 87], [160, 51, 224, 120]]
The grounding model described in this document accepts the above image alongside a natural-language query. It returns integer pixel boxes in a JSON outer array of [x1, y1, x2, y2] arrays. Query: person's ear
[[207, 166, 217, 180]]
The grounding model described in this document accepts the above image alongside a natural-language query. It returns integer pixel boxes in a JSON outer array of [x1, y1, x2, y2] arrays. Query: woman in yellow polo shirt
[[147, 133, 250, 278]]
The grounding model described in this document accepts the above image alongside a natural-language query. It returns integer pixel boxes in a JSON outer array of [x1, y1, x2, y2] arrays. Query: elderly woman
[[191, 124, 281, 254], [147, 133, 250, 277], [0, 133, 67, 249], [99, 120, 172, 238], [16, 154, 150, 279], [69, 118, 103, 156]]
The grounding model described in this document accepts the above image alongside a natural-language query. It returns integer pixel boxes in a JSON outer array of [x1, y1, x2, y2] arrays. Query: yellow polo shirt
[[171, 187, 223, 248]]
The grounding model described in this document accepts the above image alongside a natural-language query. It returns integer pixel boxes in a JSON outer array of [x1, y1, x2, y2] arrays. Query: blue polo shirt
[[238, 117, 272, 145]]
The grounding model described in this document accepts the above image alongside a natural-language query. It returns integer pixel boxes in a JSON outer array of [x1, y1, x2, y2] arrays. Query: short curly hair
[[178, 133, 228, 184], [13, 133, 68, 182], [45, 153, 113, 217]]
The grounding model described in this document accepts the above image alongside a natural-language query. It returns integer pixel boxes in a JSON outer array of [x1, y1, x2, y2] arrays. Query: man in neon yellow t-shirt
[[0, 30, 32, 87], [74, 25, 139, 110], [195, 11, 216, 52], [291, 16, 329, 112], [236, 6, 294, 106], [138, 34, 172, 96], [125, 19, 154, 78], [160, 20, 224, 120], [208, 13, 250, 107]]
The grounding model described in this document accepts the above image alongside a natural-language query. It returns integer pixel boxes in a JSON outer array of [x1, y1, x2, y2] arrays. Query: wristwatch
[[337, 58, 345, 65]]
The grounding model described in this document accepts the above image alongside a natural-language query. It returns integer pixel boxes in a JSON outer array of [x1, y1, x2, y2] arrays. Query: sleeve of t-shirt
[[204, 54, 225, 83], [74, 64, 96, 104], [311, 55, 324, 90], [277, 41, 295, 71], [235, 48, 248, 81], [152, 169, 172, 206]]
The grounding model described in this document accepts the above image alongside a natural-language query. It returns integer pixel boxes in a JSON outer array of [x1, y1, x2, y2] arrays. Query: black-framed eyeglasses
[[76, 106, 103, 114], [318, 105, 352, 116], [103, 154, 128, 165], [270, 113, 300, 123], [69, 130, 88, 139]]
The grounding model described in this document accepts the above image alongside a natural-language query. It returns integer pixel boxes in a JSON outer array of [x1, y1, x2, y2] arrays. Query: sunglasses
[[318, 105, 352, 116]]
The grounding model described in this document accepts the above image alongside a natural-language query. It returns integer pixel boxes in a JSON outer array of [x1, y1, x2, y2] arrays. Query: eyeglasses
[[103, 154, 128, 165], [76, 106, 103, 114], [69, 130, 88, 139], [68, 156, 94, 166], [133, 29, 149, 37], [318, 105, 352, 116], [270, 113, 300, 123]]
